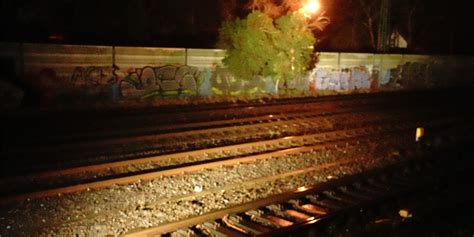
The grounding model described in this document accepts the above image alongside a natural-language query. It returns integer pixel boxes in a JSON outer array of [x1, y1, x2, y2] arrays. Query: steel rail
[[125, 147, 467, 237], [4, 107, 429, 174], [0, 115, 465, 203], [14, 107, 395, 153], [0, 120, 420, 205], [0, 123, 403, 183], [122, 156, 425, 236]]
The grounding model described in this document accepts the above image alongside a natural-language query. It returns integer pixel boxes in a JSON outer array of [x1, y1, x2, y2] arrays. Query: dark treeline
[[0, 0, 472, 54]]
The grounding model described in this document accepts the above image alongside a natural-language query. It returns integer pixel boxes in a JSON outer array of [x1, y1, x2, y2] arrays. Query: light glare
[[300, 0, 321, 18], [297, 186, 308, 192], [416, 127, 424, 142], [194, 185, 203, 193]]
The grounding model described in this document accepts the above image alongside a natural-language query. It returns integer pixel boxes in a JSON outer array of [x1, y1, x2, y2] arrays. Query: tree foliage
[[218, 11, 316, 83], [246, 0, 301, 18]]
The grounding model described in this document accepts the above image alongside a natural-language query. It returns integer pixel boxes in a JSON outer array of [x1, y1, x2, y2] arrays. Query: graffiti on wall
[[17, 53, 472, 108], [209, 66, 269, 96], [119, 65, 200, 99], [380, 62, 440, 89], [305, 66, 373, 92], [28, 61, 446, 104], [70, 66, 117, 88], [304, 62, 447, 92], [2, 41, 471, 109], [24, 64, 201, 104]]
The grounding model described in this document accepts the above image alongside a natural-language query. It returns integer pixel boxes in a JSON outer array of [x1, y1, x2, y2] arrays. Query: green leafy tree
[[218, 11, 316, 94]]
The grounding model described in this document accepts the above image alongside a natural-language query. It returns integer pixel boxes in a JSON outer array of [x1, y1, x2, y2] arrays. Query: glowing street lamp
[[299, 0, 321, 18], [298, 0, 329, 31]]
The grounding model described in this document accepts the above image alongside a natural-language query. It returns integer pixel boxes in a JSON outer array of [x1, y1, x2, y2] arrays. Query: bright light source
[[399, 209, 413, 218], [297, 186, 308, 192], [194, 185, 203, 193], [416, 127, 424, 142], [300, 0, 321, 18]]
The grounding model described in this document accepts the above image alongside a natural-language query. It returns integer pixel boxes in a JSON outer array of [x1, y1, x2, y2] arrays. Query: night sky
[[0, 0, 472, 54]]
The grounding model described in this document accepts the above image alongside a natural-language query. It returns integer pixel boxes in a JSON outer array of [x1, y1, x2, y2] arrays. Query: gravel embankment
[[0, 133, 414, 236], [12, 129, 401, 192], [14, 111, 403, 167]]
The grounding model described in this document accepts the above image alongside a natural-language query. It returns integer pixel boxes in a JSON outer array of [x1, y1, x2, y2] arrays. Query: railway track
[[0, 120, 470, 235], [0, 89, 472, 236], [0, 109, 467, 199], [3, 89, 467, 176], [0, 124, 410, 202], [5, 93, 392, 146], [124, 144, 473, 237], [3, 98, 396, 173], [2, 89, 447, 153], [3, 104, 465, 176]]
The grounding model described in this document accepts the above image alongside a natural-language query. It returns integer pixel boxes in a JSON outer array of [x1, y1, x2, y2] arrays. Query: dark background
[[0, 0, 473, 54]]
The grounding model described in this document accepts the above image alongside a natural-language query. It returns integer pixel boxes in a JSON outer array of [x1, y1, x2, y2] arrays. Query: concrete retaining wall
[[1, 42, 473, 106]]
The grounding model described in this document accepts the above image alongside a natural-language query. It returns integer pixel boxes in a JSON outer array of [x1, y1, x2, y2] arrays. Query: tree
[[246, 0, 329, 30], [218, 0, 240, 20], [321, 0, 365, 51], [357, 0, 431, 52], [392, 0, 431, 51], [218, 11, 316, 94], [246, 0, 301, 18], [359, 0, 381, 50]]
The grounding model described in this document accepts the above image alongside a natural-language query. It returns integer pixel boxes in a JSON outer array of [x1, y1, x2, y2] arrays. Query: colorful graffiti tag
[[25, 60, 465, 105], [119, 65, 200, 99], [2, 43, 471, 108], [306, 66, 372, 92], [70, 66, 117, 88], [22, 65, 202, 104]]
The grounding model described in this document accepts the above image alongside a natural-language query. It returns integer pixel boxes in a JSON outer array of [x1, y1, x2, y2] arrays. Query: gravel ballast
[[0, 132, 415, 236]]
